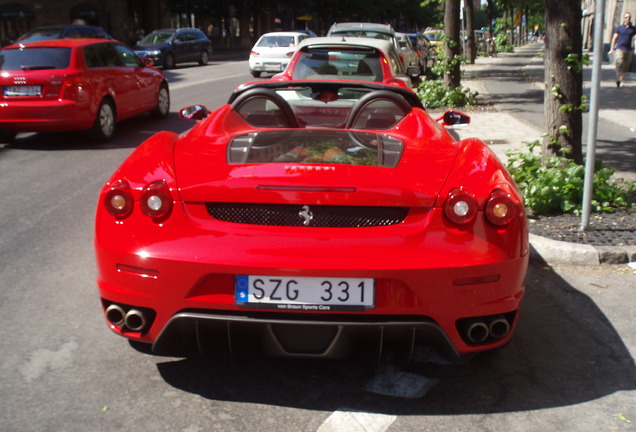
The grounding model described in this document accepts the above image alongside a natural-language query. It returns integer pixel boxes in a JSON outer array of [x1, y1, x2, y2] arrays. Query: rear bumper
[[0, 99, 92, 132], [152, 311, 460, 360], [96, 201, 528, 359]]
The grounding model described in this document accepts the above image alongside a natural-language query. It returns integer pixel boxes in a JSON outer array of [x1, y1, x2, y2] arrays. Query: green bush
[[416, 49, 478, 108], [505, 141, 634, 215], [495, 33, 514, 53], [416, 80, 479, 108]]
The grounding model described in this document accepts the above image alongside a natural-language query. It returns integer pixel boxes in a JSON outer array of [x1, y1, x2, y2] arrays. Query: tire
[[151, 83, 170, 119], [199, 50, 209, 66], [90, 99, 116, 142], [251, 70, 261, 78], [163, 53, 175, 69]]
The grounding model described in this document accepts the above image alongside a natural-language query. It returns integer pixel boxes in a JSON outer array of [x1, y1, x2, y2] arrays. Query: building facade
[[0, 0, 280, 49]]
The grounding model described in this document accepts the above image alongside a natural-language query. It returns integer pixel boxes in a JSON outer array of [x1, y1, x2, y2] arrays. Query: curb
[[530, 234, 636, 265]]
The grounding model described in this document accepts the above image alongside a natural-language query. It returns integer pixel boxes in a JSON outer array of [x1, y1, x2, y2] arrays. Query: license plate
[[235, 275, 375, 311], [4, 85, 42, 96], [264, 62, 281, 71]]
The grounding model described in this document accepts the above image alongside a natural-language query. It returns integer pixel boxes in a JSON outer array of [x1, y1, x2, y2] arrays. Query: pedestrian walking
[[608, 11, 636, 88]]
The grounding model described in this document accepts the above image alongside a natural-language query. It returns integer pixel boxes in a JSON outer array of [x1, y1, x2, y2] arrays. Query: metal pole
[[580, 0, 605, 231]]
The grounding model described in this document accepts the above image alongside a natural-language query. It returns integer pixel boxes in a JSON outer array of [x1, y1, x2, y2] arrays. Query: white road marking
[[317, 410, 396, 432]]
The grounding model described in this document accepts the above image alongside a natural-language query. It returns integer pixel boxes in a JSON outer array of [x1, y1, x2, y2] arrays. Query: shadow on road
[[0, 112, 192, 152], [155, 261, 636, 414]]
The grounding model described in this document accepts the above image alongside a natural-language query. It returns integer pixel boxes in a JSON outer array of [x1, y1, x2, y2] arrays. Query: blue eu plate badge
[[235, 275, 249, 303]]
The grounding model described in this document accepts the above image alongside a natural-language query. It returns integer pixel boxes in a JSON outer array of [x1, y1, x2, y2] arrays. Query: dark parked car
[[16, 25, 114, 43], [134, 28, 212, 69]]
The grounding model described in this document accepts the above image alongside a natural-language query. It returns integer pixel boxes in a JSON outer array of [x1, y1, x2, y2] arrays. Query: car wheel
[[164, 53, 175, 69], [199, 50, 209, 66], [251, 71, 261, 78], [90, 99, 116, 142], [151, 83, 170, 119]]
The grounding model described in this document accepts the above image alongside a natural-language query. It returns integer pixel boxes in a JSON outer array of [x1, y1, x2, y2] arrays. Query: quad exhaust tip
[[124, 309, 147, 332], [105, 304, 126, 327], [463, 315, 511, 344], [104, 302, 150, 333]]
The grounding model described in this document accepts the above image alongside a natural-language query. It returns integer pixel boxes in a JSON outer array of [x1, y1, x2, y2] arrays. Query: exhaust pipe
[[488, 316, 510, 339], [124, 309, 146, 332], [105, 304, 126, 327], [465, 319, 489, 343]]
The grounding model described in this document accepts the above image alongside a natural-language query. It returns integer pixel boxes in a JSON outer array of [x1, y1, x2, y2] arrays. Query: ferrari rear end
[[95, 82, 528, 362]]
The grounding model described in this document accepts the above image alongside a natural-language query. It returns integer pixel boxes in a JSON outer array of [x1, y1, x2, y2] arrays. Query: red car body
[[95, 81, 528, 361], [0, 38, 169, 141]]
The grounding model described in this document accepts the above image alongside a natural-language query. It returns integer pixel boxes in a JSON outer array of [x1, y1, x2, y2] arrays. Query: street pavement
[[454, 42, 636, 266]]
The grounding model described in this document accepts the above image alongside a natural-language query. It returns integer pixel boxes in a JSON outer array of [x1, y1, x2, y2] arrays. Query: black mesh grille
[[206, 203, 409, 227]]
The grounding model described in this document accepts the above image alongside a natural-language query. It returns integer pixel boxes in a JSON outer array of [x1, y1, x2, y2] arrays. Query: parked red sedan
[[0, 38, 169, 142]]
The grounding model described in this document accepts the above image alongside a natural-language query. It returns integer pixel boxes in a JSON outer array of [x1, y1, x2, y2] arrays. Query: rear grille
[[206, 203, 409, 227]]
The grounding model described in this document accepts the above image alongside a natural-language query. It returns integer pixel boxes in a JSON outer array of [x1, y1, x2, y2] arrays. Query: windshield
[[0, 47, 71, 71], [424, 31, 443, 42], [257, 35, 296, 48], [140, 32, 173, 44], [331, 30, 392, 41], [228, 130, 403, 167], [291, 48, 383, 81], [16, 28, 63, 43]]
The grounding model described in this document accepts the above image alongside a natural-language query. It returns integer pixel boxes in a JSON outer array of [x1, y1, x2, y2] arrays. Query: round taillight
[[485, 190, 517, 226], [140, 181, 173, 219], [104, 181, 133, 218], [443, 188, 478, 225]]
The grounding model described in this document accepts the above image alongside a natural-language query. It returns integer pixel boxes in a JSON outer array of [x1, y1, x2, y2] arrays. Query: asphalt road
[[0, 59, 634, 432]]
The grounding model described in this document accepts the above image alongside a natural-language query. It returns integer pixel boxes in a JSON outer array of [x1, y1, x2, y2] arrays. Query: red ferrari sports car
[[95, 80, 528, 362]]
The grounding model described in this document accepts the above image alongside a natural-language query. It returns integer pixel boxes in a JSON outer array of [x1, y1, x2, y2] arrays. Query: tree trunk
[[543, 0, 583, 164], [465, 0, 476, 64], [444, 0, 461, 88]]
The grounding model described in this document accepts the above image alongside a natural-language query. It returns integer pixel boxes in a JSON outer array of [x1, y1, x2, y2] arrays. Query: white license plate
[[4, 85, 42, 96], [264, 62, 282, 71], [235, 275, 375, 311]]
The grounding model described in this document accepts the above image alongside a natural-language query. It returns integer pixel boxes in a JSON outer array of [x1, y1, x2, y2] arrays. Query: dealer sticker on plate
[[235, 275, 375, 311]]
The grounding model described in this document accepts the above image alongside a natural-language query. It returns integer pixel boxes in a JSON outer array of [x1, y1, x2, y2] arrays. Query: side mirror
[[436, 110, 471, 127], [142, 57, 154, 66], [179, 105, 208, 120]]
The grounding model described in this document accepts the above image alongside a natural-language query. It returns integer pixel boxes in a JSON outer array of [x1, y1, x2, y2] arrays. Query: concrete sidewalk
[[456, 43, 635, 173], [452, 43, 636, 265]]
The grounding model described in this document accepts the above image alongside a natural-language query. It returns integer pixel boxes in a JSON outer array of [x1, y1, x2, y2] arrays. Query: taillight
[[443, 188, 477, 225], [250, 50, 259, 56], [104, 181, 133, 218], [140, 181, 173, 220], [485, 190, 517, 226], [59, 75, 84, 100]]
